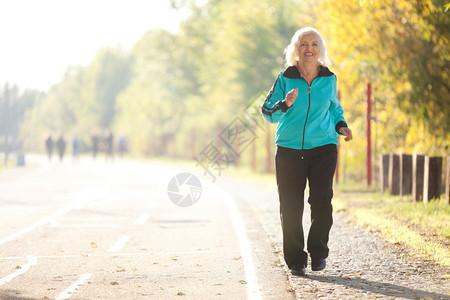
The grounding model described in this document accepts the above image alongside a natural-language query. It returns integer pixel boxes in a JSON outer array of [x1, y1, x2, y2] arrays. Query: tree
[[77, 47, 133, 133], [113, 0, 302, 158], [114, 30, 190, 155], [316, 0, 449, 154], [19, 47, 133, 152]]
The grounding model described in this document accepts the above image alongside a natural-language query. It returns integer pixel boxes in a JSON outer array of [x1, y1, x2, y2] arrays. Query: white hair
[[284, 27, 331, 67]]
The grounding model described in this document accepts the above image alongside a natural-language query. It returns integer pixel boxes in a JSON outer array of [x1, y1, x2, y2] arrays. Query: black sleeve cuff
[[335, 121, 348, 134], [279, 100, 290, 112]]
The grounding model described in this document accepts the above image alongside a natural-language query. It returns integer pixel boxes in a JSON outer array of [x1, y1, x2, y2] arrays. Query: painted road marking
[[134, 214, 150, 226], [55, 273, 92, 300], [1, 248, 266, 260], [205, 181, 262, 300], [0, 200, 89, 246], [0, 186, 108, 247], [0, 255, 37, 286], [58, 224, 121, 228], [108, 235, 131, 252]]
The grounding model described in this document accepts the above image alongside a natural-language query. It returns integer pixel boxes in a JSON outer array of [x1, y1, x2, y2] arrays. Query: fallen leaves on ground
[[303, 288, 319, 293]]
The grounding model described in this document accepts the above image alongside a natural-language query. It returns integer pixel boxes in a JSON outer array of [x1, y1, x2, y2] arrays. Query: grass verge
[[333, 182, 450, 267]]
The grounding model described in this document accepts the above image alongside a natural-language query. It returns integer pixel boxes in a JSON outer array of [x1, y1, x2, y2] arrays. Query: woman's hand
[[340, 127, 353, 142], [285, 88, 298, 107]]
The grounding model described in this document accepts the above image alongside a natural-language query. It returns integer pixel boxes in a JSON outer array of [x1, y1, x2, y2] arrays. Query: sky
[[0, 0, 189, 91]]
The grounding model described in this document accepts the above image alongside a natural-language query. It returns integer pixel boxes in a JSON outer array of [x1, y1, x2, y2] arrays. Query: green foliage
[[114, 30, 193, 155], [115, 0, 299, 157], [0, 85, 43, 152], [317, 0, 449, 155], [12, 0, 450, 181], [19, 47, 132, 151]]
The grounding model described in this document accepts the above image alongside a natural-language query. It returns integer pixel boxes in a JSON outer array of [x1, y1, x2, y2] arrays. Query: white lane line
[[0, 255, 37, 286], [205, 182, 262, 300], [58, 224, 121, 228], [55, 273, 92, 300], [0, 199, 89, 246], [134, 214, 150, 226], [0, 190, 104, 247], [1, 248, 268, 260], [108, 235, 131, 252]]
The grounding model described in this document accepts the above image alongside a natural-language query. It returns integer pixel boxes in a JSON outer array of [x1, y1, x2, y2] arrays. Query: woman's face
[[297, 33, 320, 64]]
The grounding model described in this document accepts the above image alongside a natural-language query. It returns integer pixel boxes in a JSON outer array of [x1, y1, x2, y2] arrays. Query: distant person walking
[[104, 130, 114, 161], [261, 27, 353, 276], [45, 135, 53, 161], [56, 136, 66, 162], [72, 135, 80, 161], [91, 134, 99, 159], [118, 135, 128, 157]]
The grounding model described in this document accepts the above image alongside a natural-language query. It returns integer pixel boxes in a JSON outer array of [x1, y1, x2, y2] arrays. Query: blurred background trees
[[1, 0, 448, 182], [317, 0, 449, 156]]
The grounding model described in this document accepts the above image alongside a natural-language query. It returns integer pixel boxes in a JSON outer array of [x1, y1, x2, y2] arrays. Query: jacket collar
[[283, 65, 334, 79]]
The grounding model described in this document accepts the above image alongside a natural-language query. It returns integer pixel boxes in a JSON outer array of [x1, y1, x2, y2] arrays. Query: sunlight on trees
[[4, 0, 448, 181]]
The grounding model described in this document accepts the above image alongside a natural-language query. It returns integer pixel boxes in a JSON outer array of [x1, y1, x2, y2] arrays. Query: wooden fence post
[[446, 156, 450, 204], [412, 154, 425, 202], [431, 156, 443, 200], [388, 153, 400, 195], [423, 155, 430, 204], [400, 154, 412, 196], [380, 154, 389, 193], [423, 156, 443, 203]]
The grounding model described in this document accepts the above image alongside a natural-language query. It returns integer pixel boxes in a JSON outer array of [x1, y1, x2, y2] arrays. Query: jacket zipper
[[301, 85, 311, 159]]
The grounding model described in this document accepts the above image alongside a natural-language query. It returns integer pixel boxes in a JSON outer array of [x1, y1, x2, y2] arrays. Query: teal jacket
[[262, 66, 347, 150]]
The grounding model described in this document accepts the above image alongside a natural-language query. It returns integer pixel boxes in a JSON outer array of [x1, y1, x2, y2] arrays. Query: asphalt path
[[0, 156, 294, 300]]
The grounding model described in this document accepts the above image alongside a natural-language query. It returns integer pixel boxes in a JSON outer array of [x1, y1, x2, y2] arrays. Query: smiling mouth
[[305, 53, 314, 56]]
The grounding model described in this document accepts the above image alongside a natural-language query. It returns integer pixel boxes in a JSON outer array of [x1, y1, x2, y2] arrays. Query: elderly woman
[[261, 27, 353, 276]]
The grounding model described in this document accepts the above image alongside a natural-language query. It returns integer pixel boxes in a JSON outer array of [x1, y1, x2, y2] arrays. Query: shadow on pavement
[[307, 274, 448, 299], [0, 289, 39, 300]]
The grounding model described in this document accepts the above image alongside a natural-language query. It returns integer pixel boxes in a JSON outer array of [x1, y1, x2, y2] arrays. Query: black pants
[[275, 144, 337, 269]]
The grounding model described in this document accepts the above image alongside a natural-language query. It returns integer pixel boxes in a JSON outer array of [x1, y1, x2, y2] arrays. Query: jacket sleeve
[[261, 73, 290, 123], [329, 75, 348, 134]]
